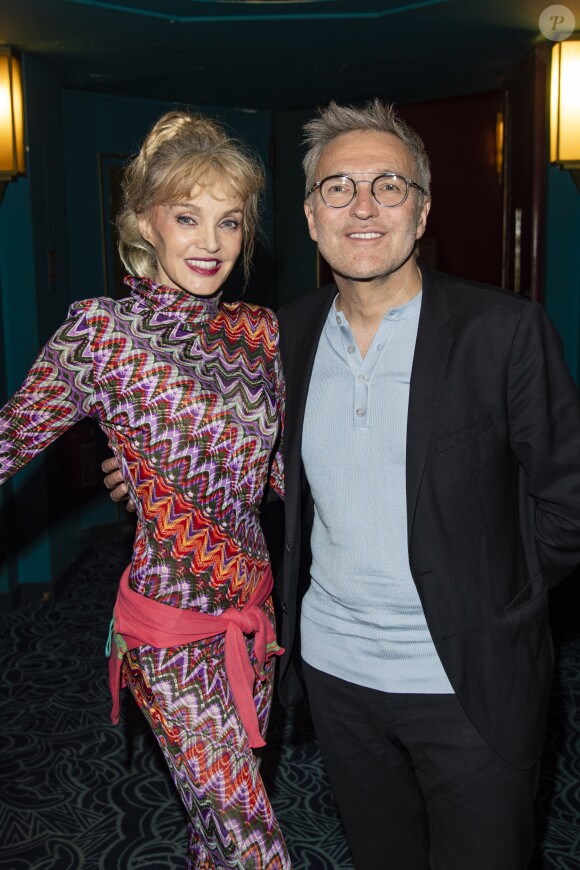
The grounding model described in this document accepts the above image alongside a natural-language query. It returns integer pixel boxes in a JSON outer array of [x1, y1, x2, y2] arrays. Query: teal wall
[[0, 62, 273, 606], [543, 167, 580, 384], [0, 56, 71, 602]]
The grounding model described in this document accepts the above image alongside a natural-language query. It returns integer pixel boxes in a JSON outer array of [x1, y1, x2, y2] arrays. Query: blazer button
[[282, 601, 289, 614], [285, 543, 290, 553]]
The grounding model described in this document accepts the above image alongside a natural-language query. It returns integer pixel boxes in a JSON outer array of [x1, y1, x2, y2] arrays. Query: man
[[105, 100, 580, 870]]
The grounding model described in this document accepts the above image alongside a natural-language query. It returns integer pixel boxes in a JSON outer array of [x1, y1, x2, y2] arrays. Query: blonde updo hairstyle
[[117, 110, 265, 286]]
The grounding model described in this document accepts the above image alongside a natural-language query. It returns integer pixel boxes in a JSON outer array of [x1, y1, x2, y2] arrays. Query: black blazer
[[275, 265, 580, 768]]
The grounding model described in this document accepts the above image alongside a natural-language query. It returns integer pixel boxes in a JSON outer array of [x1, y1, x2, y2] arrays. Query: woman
[[0, 110, 290, 869]]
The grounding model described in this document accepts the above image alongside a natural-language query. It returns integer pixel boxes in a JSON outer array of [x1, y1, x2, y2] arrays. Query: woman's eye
[[176, 215, 195, 225], [220, 219, 241, 230]]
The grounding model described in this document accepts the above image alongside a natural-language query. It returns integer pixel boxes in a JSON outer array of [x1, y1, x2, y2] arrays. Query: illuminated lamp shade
[[550, 40, 580, 169], [0, 47, 26, 182]]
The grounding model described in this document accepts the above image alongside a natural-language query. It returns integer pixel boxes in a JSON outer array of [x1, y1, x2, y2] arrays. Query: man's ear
[[304, 199, 318, 242], [415, 197, 431, 242]]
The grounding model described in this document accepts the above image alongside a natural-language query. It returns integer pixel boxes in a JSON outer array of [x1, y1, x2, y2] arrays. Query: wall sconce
[[495, 111, 504, 177], [550, 39, 580, 189], [0, 47, 26, 193]]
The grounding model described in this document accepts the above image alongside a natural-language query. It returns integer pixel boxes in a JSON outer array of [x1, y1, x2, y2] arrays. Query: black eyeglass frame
[[306, 173, 428, 208]]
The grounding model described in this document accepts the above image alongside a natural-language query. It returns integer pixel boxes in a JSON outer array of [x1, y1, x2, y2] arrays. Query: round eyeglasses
[[307, 173, 427, 209]]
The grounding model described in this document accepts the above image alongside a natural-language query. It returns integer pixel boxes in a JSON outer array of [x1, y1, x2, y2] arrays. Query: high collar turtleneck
[[125, 276, 222, 325]]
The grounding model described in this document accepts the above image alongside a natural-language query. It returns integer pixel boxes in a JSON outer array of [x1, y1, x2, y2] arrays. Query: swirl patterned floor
[[0, 536, 578, 869]]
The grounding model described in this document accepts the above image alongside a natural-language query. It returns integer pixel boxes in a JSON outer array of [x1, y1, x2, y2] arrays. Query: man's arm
[[508, 301, 580, 586], [101, 455, 136, 511]]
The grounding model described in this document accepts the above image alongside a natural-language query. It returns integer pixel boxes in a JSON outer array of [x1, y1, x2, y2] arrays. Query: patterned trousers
[[122, 632, 291, 869]]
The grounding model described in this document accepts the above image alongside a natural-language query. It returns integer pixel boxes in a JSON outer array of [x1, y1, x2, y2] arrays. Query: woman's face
[[138, 181, 245, 296]]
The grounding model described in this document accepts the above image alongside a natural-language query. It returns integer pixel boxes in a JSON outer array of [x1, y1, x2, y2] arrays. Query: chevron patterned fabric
[[0, 277, 289, 868]]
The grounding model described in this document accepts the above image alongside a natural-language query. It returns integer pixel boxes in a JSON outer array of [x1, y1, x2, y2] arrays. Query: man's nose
[[349, 181, 379, 217]]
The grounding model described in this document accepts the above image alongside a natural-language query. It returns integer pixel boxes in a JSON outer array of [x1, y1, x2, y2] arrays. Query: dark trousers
[[303, 662, 539, 870]]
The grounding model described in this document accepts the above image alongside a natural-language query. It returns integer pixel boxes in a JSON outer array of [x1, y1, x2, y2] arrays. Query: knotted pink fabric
[[108, 565, 282, 748]]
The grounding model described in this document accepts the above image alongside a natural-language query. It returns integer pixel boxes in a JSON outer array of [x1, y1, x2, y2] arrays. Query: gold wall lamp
[[550, 39, 580, 190], [0, 47, 26, 201]]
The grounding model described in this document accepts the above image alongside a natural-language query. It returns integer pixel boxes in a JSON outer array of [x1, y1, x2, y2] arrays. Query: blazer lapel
[[406, 269, 453, 544]]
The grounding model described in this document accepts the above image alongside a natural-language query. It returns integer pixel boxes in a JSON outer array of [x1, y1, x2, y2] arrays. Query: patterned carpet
[[0, 535, 578, 869]]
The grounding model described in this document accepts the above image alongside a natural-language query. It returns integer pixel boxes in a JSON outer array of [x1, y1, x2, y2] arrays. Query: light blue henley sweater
[[300, 292, 453, 694]]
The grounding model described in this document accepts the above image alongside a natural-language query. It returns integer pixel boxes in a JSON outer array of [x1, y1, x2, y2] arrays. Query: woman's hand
[[101, 456, 136, 512]]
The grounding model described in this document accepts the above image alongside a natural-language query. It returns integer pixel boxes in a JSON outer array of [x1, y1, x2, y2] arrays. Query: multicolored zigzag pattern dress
[[0, 277, 290, 869]]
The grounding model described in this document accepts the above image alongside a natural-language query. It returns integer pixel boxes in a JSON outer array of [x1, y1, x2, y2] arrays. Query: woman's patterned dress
[[0, 277, 290, 869]]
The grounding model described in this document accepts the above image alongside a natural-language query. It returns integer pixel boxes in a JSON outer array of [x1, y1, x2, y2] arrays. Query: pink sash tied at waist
[[108, 564, 283, 748]]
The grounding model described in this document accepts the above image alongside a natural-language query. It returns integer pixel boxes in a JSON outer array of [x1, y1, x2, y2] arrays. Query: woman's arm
[[0, 301, 96, 485], [268, 319, 285, 501]]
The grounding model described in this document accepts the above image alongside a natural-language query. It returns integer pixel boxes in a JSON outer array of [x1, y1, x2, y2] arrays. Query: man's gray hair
[[302, 98, 431, 199]]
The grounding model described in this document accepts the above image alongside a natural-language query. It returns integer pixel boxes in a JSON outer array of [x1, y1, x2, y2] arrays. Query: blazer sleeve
[[507, 301, 580, 586]]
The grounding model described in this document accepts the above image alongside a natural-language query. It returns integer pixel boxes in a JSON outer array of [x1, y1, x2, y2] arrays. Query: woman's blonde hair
[[117, 110, 265, 286]]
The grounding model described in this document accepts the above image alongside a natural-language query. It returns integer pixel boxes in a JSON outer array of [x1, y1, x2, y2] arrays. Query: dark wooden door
[[502, 43, 548, 301]]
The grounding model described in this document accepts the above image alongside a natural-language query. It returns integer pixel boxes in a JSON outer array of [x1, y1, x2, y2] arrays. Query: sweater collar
[[125, 276, 222, 324]]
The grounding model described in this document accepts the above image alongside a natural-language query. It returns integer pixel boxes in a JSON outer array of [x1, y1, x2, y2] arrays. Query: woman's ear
[[137, 211, 154, 245]]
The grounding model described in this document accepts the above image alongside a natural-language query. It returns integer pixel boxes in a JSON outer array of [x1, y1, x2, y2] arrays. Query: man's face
[[304, 130, 430, 285]]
